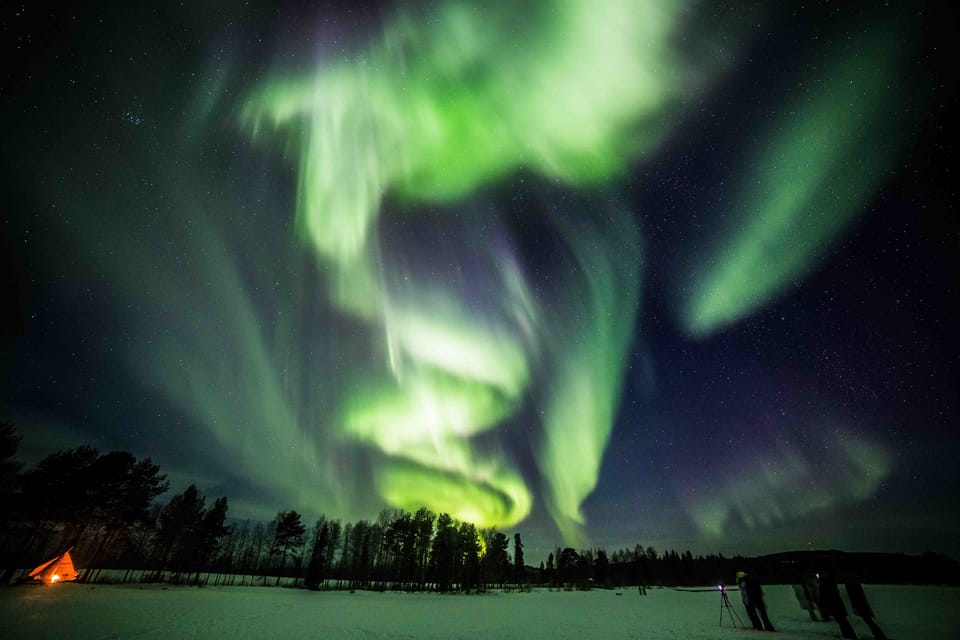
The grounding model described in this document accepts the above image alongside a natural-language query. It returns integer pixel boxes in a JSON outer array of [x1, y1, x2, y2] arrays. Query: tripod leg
[[723, 593, 745, 629]]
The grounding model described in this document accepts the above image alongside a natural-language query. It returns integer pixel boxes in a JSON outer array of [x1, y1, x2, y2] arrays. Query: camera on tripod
[[718, 582, 744, 628]]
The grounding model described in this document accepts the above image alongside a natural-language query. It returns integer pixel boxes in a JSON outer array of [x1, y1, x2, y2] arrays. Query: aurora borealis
[[2, 0, 958, 558], [679, 13, 929, 337], [241, 0, 683, 538]]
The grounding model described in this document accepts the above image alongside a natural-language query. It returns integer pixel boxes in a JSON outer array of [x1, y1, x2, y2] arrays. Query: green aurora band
[[686, 427, 893, 540], [243, 0, 693, 538], [244, 0, 688, 269], [3, 0, 922, 548], [681, 14, 926, 337], [238, 1, 921, 540]]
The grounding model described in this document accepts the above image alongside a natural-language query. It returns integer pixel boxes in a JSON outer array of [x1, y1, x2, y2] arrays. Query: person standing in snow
[[804, 573, 827, 621], [792, 582, 819, 621], [818, 572, 857, 639], [736, 570, 776, 631], [846, 581, 888, 640]]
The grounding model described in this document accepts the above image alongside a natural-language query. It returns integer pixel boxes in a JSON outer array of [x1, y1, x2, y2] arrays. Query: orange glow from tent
[[29, 549, 78, 584]]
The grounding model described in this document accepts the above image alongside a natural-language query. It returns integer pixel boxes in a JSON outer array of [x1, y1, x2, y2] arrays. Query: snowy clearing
[[1, 583, 957, 639]]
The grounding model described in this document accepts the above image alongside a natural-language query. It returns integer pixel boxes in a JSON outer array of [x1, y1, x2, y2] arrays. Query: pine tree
[[384, 511, 413, 587], [195, 496, 230, 581], [558, 547, 579, 588], [270, 510, 306, 585], [483, 531, 509, 589], [513, 533, 525, 588], [459, 521, 481, 592], [81, 452, 168, 580], [325, 520, 342, 586], [154, 484, 205, 581], [348, 519, 374, 589], [595, 548, 609, 587], [305, 516, 330, 589], [412, 507, 435, 589], [430, 513, 457, 592], [20, 446, 102, 548], [338, 522, 353, 589]]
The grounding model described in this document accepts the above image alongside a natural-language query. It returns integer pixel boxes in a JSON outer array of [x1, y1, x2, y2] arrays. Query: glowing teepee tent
[[28, 549, 78, 584]]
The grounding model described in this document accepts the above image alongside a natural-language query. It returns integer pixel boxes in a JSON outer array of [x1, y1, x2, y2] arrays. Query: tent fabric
[[28, 550, 78, 584]]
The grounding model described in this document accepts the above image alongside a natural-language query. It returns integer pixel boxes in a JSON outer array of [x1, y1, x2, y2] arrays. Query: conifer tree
[[459, 521, 481, 592], [154, 484, 205, 580], [270, 510, 306, 585], [483, 531, 509, 589], [513, 533, 525, 588], [412, 507, 435, 589], [430, 513, 457, 592], [305, 516, 330, 589]]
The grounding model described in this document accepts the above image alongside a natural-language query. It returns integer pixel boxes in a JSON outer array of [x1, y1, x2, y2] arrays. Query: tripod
[[719, 587, 744, 628]]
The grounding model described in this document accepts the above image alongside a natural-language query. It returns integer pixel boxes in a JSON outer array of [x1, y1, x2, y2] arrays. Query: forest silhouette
[[1, 422, 956, 589]]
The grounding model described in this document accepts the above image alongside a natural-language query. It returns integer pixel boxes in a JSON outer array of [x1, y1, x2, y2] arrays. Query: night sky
[[2, 1, 958, 560]]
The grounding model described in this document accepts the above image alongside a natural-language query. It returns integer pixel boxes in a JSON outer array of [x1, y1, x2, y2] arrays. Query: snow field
[[1, 583, 957, 639]]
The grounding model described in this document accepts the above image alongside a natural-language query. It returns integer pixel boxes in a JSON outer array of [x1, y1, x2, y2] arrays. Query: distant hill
[[529, 547, 960, 588], [751, 549, 960, 585]]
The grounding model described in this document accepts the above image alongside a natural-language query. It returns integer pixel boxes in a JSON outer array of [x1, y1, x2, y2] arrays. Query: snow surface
[[1, 583, 957, 639]]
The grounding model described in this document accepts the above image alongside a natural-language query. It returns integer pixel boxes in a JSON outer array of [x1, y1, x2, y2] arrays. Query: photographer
[[736, 571, 776, 632]]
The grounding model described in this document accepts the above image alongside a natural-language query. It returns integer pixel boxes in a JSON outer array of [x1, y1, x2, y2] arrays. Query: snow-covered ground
[[1, 583, 957, 639]]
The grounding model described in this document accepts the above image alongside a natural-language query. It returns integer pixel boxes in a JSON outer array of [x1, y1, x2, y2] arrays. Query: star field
[[1, 0, 957, 559]]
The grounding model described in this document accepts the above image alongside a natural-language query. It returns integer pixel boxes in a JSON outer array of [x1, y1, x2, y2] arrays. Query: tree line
[[0, 421, 532, 590], [2, 422, 957, 589]]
